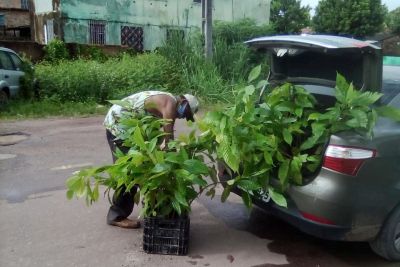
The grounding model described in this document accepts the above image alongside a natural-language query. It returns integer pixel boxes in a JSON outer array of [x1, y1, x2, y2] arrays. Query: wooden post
[[204, 0, 213, 60]]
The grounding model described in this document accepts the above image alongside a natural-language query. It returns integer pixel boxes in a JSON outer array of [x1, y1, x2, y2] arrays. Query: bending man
[[103, 90, 199, 229]]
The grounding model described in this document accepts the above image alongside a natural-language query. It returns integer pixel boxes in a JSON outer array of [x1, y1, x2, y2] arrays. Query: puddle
[[0, 154, 17, 160], [0, 132, 29, 146]]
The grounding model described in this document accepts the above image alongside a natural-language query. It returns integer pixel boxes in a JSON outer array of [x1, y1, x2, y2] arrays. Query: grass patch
[[2, 19, 274, 119], [0, 99, 109, 120]]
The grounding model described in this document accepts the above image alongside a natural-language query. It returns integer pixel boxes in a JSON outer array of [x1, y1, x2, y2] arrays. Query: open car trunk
[[246, 35, 383, 93], [244, 35, 384, 183]]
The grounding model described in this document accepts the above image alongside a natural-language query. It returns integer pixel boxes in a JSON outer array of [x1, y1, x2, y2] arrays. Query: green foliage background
[[386, 7, 400, 34], [270, 0, 311, 34], [35, 53, 183, 103], [313, 0, 386, 37]]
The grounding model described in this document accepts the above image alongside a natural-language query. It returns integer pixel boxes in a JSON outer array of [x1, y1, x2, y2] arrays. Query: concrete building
[[0, 0, 32, 40], [31, 0, 270, 50]]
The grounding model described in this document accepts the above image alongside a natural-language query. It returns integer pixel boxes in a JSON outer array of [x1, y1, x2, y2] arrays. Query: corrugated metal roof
[[245, 34, 381, 50]]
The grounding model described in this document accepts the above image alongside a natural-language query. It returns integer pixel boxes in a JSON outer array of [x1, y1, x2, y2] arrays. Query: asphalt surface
[[0, 116, 399, 267]]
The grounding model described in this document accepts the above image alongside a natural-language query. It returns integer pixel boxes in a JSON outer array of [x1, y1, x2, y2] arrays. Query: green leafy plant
[[43, 38, 69, 62], [66, 110, 215, 218], [198, 65, 397, 209], [35, 53, 184, 103], [18, 58, 36, 100], [66, 66, 400, 216]]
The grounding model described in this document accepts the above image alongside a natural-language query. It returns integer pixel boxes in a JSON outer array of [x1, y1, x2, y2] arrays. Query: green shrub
[[43, 39, 69, 62], [35, 53, 184, 102], [213, 18, 275, 45], [18, 57, 36, 100], [75, 45, 108, 62]]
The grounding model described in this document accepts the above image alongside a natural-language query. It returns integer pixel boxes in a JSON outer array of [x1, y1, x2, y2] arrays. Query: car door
[[0, 50, 24, 97]]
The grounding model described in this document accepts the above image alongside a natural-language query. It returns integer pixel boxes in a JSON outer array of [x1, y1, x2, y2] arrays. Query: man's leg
[[105, 130, 140, 229]]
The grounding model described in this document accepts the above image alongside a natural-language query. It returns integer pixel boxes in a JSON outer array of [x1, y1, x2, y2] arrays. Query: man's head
[[177, 94, 199, 121]]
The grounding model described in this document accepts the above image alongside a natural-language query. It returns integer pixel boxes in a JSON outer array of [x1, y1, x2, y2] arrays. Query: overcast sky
[[301, 0, 400, 15]]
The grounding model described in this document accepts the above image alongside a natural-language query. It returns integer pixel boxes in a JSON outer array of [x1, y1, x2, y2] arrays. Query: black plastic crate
[[143, 216, 190, 255]]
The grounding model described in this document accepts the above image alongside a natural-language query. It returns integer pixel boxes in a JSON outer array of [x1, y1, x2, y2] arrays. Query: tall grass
[[35, 53, 184, 103], [158, 19, 274, 102], [158, 31, 233, 102]]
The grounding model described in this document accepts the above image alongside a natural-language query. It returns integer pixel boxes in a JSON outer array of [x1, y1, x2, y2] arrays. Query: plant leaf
[[283, 128, 292, 145], [376, 106, 400, 121], [248, 65, 261, 83], [278, 160, 290, 185], [221, 186, 231, 202], [268, 188, 287, 207], [171, 199, 182, 215], [242, 191, 252, 209], [66, 190, 74, 199], [133, 126, 146, 150], [183, 159, 209, 175]]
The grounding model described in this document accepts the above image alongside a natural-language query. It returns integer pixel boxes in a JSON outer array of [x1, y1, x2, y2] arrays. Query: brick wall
[[0, 40, 44, 61], [0, 0, 22, 9]]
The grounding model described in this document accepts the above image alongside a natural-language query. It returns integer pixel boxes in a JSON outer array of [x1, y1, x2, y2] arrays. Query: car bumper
[[219, 171, 381, 241]]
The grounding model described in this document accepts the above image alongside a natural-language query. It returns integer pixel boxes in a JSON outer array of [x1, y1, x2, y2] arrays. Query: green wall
[[61, 0, 270, 50]]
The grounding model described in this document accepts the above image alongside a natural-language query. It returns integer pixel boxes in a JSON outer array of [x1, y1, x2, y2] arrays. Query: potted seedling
[[66, 111, 215, 255]]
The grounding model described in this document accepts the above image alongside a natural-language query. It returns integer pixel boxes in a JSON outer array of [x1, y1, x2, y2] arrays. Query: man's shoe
[[108, 218, 141, 229]]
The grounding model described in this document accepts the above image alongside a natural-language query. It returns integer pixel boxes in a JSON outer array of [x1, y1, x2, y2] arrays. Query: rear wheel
[[370, 205, 400, 261]]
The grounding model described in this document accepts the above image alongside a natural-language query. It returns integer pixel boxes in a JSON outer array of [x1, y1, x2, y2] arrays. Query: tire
[[0, 89, 9, 107], [370, 205, 400, 261]]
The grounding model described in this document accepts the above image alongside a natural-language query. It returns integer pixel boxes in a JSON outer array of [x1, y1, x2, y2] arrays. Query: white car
[[0, 47, 25, 105]]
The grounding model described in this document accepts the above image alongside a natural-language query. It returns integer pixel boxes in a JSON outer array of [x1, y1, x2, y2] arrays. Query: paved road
[[0, 116, 398, 267]]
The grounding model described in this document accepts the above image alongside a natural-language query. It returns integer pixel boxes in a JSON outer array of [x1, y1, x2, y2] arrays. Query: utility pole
[[204, 0, 213, 60]]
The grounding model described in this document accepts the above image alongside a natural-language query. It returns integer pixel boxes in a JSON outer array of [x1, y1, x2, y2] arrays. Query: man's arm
[[161, 100, 176, 144]]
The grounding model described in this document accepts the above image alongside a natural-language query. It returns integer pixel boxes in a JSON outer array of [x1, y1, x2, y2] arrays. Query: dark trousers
[[106, 130, 138, 223]]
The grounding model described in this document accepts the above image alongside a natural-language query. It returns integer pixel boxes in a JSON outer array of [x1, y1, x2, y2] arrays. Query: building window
[[193, 0, 201, 3], [121, 26, 144, 51], [89, 20, 106, 45], [0, 14, 4, 26], [21, 0, 29, 10]]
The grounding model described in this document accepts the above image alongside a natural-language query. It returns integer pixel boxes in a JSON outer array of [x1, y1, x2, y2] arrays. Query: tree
[[313, 0, 387, 37], [386, 7, 400, 34], [270, 0, 311, 34]]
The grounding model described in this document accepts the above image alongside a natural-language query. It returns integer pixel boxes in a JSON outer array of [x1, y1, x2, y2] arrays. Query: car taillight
[[323, 145, 376, 176], [300, 211, 335, 225]]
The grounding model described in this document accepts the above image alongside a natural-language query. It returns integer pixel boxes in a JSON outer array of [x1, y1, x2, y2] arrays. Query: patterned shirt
[[104, 91, 175, 136]]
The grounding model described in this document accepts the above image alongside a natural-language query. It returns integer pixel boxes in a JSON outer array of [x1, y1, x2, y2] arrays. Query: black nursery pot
[[143, 216, 190, 255]]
